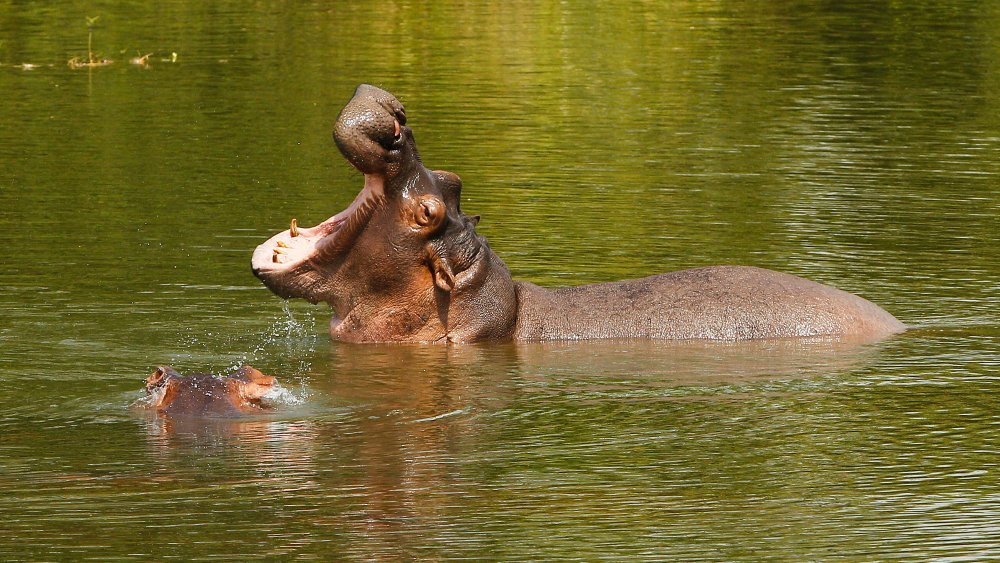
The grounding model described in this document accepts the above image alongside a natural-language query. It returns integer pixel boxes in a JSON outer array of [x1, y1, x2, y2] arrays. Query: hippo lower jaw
[[251, 174, 385, 302]]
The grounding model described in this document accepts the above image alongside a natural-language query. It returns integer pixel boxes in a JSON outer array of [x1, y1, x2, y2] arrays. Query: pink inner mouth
[[251, 175, 385, 273]]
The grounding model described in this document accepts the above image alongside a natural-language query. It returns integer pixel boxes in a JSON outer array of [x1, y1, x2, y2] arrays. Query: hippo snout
[[333, 84, 409, 175]]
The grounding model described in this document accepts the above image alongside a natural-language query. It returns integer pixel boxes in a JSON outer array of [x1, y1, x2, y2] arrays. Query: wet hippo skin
[[251, 85, 905, 343], [143, 365, 275, 416]]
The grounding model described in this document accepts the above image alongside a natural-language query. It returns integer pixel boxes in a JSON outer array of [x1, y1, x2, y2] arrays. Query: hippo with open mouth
[[251, 85, 905, 343]]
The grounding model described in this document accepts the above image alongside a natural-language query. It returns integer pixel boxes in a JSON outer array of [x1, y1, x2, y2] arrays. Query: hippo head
[[145, 365, 275, 414], [251, 85, 515, 342]]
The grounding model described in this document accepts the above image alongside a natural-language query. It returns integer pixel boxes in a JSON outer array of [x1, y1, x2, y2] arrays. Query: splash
[[129, 391, 158, 410], [231, 302, 317, 374], [260, 383, 307, 407], [162, 302, 317, 404]]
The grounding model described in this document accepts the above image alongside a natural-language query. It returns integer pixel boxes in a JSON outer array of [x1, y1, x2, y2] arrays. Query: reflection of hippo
[[143, 365, 275, 417], [252, 85, 906, 343]]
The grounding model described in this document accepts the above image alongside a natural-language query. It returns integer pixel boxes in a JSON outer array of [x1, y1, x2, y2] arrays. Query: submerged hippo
[[251, 85, 905, 343], [143, 365, 275, 416]]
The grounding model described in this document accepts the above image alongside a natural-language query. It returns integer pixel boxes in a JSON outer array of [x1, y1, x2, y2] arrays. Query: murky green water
[[2, 1, 999, 559]]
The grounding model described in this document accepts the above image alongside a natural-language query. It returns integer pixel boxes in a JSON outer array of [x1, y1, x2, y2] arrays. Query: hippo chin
[[251, 85, 905, 343]]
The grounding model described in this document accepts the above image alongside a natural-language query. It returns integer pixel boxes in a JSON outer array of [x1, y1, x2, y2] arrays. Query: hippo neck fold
[[428, 226, 519, 343]]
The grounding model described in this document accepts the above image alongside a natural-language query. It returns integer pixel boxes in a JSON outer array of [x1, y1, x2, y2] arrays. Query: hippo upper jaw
[[250, 172, 386, 303]]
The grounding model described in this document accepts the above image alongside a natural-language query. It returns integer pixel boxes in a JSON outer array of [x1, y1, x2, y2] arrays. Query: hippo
[[251, 85, 905, 343], [142, 365, 276, 416]]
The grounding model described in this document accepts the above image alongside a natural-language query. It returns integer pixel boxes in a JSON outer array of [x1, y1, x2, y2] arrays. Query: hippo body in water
[[251, 85, 905, 343], [143, 365, 275, 417]]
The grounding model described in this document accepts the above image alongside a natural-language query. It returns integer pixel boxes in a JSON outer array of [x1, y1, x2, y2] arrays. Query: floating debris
[[129, 53, 152, 66], [68, 57, 112, 69], [68, 15, 113, 70]]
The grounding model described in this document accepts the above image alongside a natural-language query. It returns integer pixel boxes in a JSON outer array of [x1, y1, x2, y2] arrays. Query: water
[[2, 1, 999, 559]]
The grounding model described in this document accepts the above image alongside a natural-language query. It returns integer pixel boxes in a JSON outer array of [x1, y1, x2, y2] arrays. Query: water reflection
[[116, 336, 899, 557], [1, 327, 996, 559]]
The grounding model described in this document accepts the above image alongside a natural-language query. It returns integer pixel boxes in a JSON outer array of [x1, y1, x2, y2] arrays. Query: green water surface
[[1, 1, 999, 560]]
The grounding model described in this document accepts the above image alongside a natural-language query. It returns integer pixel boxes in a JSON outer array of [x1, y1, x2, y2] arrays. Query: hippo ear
[[146, 367, 168, 388], [433, 170, 463, 211], [146, 366, 177, 391], [235, 365, 275, 386]]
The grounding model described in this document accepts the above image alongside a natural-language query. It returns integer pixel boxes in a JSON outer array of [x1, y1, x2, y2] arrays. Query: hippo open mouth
[[250, 85, 412, 301], [250, 97, 414, 283], [250, 174, 385, 300], [250, 84, 427, 306]]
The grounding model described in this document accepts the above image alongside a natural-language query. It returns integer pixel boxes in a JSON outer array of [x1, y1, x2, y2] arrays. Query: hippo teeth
[[252, 174, 385, 275]]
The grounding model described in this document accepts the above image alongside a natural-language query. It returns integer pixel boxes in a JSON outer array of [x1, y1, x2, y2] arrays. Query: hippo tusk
[[290, 218, 299, 237], [276, 240, 289, 248]]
